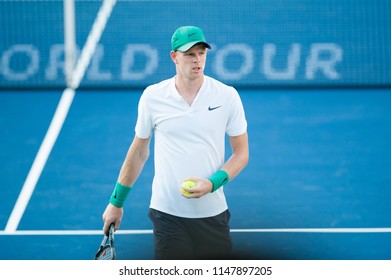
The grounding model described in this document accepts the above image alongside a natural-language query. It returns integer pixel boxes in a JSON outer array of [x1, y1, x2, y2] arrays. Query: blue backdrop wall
[[1, 0, 390, 89]]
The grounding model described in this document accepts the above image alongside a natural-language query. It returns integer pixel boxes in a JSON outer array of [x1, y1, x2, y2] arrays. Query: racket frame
[[94, 223, 116, 260]]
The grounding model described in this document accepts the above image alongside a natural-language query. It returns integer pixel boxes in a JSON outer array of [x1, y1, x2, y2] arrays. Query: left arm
[[221, 132, 249, 181], [183, 132, 249, 197]]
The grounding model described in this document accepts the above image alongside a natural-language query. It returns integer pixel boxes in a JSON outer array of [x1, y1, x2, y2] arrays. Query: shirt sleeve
[[135, 89, 153, 139], [226, 88, 247, 137]]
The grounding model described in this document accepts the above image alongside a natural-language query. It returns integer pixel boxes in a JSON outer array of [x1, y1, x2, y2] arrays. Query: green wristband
[[208, 170, 230, 192], [110, 182, 132, 207]]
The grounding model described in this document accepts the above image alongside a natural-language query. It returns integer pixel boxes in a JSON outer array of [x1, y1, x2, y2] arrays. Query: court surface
[[0, 88, 390, 260]]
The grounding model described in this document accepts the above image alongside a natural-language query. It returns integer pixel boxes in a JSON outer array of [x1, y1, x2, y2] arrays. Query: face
[[170, 44, 208, 81]]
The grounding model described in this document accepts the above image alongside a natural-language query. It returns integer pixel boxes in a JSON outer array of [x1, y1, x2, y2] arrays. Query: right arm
[[117, 135, 151, 187], [102, 135, 151, 233]]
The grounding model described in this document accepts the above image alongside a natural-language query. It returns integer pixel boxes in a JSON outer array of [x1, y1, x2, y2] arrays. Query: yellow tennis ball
[[181, 180, 196, 195]]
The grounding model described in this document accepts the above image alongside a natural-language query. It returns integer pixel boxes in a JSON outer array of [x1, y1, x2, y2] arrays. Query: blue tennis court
[[1, 0, 390, 262], [1, 88, 390, 260]]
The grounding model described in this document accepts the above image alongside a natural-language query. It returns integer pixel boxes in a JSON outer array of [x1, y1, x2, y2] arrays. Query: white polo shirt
[[135, 75, 247, 218]]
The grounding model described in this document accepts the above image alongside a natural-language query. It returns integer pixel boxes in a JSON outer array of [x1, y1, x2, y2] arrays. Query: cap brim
[[176, 41, 211, 52]]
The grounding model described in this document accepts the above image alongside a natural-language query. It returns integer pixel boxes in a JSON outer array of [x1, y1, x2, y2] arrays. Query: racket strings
[[96, 245, 114, 260], [94, 223, 116, 260]]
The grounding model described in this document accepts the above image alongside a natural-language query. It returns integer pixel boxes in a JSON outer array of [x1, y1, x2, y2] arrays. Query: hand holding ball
[[181, 180, 196, 195]]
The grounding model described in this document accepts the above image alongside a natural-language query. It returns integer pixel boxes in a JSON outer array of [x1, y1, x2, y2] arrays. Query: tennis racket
[[94, 223, 116, 260]]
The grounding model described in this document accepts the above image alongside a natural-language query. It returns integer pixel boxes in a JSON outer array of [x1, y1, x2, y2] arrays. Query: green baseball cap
[[171, 26, 211, 52]]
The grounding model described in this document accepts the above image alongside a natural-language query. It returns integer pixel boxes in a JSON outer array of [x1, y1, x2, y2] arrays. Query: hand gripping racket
[[94, 223, 116, 260]]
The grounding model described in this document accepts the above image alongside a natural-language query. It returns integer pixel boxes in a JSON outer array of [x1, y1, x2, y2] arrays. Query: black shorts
[[148, 208, 233, 260]]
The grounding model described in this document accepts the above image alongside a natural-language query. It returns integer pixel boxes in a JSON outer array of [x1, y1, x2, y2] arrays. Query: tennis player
[[102, 26, 249, 259]]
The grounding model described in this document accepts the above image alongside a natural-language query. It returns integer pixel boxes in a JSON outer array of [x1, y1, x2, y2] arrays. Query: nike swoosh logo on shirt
[[208, 105, 222, 111]]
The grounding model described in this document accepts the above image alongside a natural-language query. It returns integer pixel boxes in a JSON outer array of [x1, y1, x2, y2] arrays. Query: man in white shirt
[[102, 26, 249, 259]]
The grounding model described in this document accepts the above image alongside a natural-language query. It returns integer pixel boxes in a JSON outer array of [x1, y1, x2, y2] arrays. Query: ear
[[170, 51, 178, 64]]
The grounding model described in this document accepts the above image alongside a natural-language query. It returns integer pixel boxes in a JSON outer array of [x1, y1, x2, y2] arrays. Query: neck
[[175, 75, 204, 105]]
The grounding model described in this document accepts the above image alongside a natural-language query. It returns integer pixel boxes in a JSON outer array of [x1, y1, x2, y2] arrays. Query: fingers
[[102, 222, 111, 235], [181, 190, 200, 198], [114, 220, 121, 231], [103, 219, 120, 233], [102, 203, 123, 233]]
